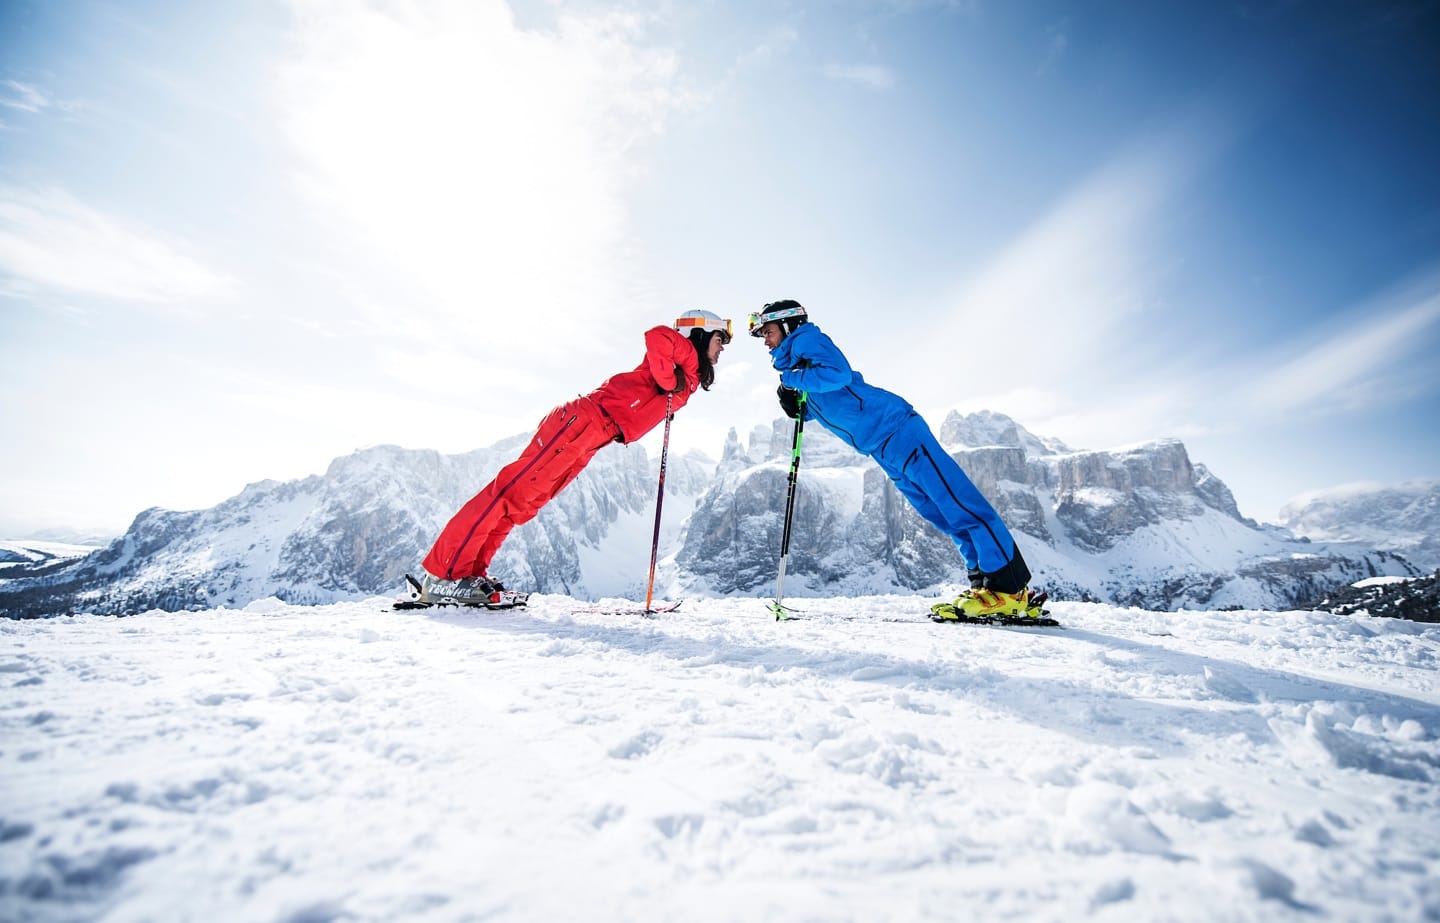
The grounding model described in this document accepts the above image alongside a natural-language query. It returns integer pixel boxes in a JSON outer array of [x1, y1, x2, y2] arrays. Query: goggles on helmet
[[675, 311, 733, 344], [747, 305, 807, 337]]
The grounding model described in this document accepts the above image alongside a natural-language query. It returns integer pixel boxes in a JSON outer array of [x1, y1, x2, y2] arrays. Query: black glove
[[777, 385, 805, 420], [671, 365, 688, 394]]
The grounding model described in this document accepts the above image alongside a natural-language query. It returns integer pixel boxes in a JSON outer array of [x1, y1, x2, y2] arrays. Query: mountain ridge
[[1279, 478, 1440, 571], [0, 412, 1419, 616]]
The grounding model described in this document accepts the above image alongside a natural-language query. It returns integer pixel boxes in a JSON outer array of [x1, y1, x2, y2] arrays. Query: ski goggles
[[675, 315, 733, 343], [747, 306, 806, 336]]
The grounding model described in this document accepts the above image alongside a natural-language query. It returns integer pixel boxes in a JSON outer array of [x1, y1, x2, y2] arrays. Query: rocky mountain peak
[[939, 410, 1069, 455], [719, 428, 752, 474], [1, 414, 1419, 616]]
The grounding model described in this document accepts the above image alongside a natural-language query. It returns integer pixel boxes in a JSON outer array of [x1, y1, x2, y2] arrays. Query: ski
[[771, 612, 933, 624], [766, 599, 1062, 627], [392, 597, 528, 611], [768, 611, 1059, 626], [572, 601, 683, 617], [392, 573, 529, 611], [930, 613, 1062, 627]]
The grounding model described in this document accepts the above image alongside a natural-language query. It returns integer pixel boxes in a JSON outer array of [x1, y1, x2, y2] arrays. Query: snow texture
[[3, 597, 1438, 921]]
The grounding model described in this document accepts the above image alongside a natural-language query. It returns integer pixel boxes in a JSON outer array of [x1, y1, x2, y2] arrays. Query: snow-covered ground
[[3, 596, 1438, 922]]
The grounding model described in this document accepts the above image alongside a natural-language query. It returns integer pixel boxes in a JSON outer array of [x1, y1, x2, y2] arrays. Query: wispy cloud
[[823, 64, 897, 89], [935, 132, 1198, 365], [1247, 272, 1440, 415], [0, 185, 232, 306], [906, 112, 1233, 447], [711, 24, 798, 102], [0, 80, 49, 113]]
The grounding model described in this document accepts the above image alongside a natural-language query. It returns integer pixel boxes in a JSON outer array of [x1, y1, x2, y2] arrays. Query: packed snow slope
[[3, 597, 1438, 922]]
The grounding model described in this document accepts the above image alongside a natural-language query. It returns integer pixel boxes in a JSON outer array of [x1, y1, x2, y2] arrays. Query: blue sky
[[2, 0, 1438, 538]]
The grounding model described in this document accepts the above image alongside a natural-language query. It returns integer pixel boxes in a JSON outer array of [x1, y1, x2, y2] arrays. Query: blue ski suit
[[769, 322, 1023, 578]]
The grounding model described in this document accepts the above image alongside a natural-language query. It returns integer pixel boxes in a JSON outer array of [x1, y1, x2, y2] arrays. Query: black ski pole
[[644, 394, 674, 614], [770, 392, 807, 621]]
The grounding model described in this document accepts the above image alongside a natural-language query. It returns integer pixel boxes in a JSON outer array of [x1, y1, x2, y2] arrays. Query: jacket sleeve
[[776, 329, 852, 393], [644, 326, 700, 394]]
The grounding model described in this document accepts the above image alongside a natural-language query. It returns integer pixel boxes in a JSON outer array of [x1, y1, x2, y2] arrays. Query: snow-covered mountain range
[[1278, 479, 1440, 572], [674, 411, 1415, 609], [0, 412, 1420, 617], [0, 540, 96, 575]]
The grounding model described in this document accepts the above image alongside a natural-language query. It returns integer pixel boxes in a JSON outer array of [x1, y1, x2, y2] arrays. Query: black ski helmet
[[748, 300, 807, 338]]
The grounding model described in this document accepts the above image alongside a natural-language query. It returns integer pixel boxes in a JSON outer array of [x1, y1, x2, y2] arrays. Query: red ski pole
[[644, 394, 674, 614]]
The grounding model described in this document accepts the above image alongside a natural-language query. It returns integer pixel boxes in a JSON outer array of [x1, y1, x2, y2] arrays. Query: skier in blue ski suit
[[750, 300, 1033, 600]]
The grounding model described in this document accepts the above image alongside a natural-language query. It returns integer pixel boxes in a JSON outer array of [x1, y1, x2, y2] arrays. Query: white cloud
[[1247, 272, 1440, 415], [0, 80, 49, 113], [926, 135, 1192, 389], [945, 159, 1166, 340], [899, 114, 1234, 450], [0, 185, 232, 306], [731, 24, 800, 76], [910, 103, 1438, 478], [823, 64, 896, 89], [275, 0, 689, 362]]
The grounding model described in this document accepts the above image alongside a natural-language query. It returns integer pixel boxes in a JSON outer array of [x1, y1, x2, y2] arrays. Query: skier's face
[[707, 331, 726, 364], [758, 322, 785, 350]]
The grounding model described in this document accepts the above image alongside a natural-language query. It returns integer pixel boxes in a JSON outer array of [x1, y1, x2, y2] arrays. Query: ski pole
[[770, 392, 807, 621], [644, 394, 674, 614]]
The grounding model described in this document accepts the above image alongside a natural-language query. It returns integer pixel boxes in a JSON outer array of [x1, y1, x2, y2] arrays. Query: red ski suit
[[423, 326, 701, 581]]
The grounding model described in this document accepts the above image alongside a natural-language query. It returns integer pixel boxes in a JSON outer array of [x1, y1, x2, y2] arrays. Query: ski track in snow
[[2, 598, 1438, 922]]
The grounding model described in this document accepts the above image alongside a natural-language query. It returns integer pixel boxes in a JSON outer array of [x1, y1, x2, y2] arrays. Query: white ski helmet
[[674, 309, 733, 343]]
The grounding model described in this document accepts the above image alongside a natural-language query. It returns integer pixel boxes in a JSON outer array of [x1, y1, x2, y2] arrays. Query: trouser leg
[[422, 398, 618, 579], [876, 415, 1028, 590]]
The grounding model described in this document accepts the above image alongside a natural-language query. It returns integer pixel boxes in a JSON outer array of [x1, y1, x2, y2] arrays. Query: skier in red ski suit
[[418, 311, 732, 604]]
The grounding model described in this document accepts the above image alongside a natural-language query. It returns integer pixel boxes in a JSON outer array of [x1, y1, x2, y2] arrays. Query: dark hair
[[687, 330, 717, 391]]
